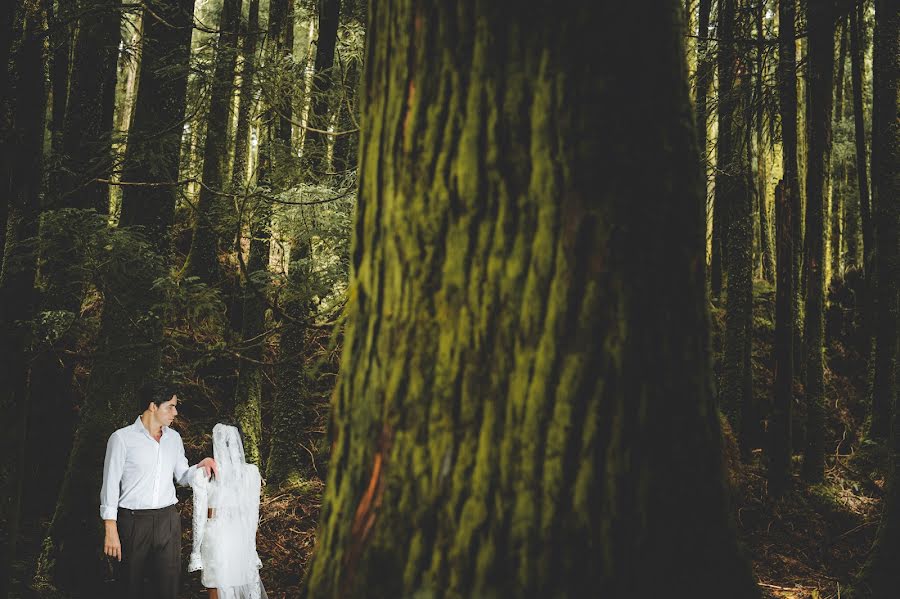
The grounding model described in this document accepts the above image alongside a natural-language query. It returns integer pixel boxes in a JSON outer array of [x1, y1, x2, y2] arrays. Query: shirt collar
[[133, 415, 169, 440]]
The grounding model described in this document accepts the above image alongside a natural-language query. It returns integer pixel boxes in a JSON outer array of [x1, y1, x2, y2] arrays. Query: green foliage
[[273, 179, 356, 318]]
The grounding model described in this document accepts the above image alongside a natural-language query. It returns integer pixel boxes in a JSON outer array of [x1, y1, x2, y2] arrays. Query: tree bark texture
[[801, 0, 835, 483], [305, 2, 759, 597]]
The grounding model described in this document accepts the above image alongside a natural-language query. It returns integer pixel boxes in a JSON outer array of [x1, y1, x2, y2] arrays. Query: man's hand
[[198, 457, 218, 479], [104, 520, 121, 561]]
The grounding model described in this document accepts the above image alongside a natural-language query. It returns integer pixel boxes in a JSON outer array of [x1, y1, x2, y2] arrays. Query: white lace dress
[[189, 424, 267, 599]]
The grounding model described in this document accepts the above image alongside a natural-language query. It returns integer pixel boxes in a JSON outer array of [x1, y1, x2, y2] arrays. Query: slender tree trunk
[[33, 0, 195, 592], [183, 0, 241, 284], [756, 0, 775, 283], [230, 0, 261, 195], [831, 15, 848, 280], [726, 72, 756, 460], [266, 242, 316, 486], [0, 0, 48, 593], [305, 2, 759, 597], [866, 0, 898, 443], [801, 0, 835, 484], [695, 0, 713, 231], [331, 52, 361, 173], [304, 0, 341, 176], [233, 204, 271, 467], [850, 1, 873, 275], [47, 0, 73, 189], [769, 180, 795, 497]]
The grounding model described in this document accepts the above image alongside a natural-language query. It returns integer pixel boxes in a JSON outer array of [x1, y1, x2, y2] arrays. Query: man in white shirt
[[100, 382, 217, 599]]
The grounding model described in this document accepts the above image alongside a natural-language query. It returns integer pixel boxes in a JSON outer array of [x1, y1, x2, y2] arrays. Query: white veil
[[189, 423, 267, 599]]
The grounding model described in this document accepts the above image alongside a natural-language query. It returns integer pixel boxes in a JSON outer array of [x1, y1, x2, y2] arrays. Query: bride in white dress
[[189, 423, 268, 599]]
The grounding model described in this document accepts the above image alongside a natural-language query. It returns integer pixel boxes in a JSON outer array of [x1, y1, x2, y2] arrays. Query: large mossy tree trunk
[[25, 0, 122, 519], [800, 0, 835, 483], [304, 2, 759, 597], [867, 0, 898, 443], [0, 0, 47, 593], [183, 0, 240, 285], [769, 181, 795, 497], [33, 0, 195, 593]]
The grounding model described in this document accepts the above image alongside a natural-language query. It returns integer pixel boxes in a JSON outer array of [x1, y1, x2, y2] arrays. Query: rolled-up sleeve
[[173, 435, 197, 486], [100, 433, 125, 520]]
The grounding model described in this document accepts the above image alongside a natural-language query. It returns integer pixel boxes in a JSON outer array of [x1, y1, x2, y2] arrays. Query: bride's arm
[[188, 469, 209, 572]]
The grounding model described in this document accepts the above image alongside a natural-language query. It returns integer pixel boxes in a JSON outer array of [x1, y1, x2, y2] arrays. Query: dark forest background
[[0, 0, 897, 597]]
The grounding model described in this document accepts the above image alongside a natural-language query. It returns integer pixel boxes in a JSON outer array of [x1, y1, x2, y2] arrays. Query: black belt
[[118, 504, 176, 516]]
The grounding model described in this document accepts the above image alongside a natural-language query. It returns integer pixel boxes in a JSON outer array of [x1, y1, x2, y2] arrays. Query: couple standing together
[[101, 383, 268, 598]]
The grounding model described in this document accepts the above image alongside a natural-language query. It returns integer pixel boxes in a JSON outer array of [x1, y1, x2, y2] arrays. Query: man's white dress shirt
[[100, 416, 198, 521]]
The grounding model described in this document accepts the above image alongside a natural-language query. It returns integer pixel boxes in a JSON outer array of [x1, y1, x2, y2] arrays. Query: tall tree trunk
[[266, 242, 315, 486], [714, 0, 740, 300], [24, 0, 123, 518], [849, 0, 874, 394], [304, 0, 341, 177], [866, 0, 898, 443], [0, 0, 48, 594], [183, 0, 241, 284], [331, 52, 361, 173], [853, 0, 899, 582], [47, 0, 73, 192], [756, 0, 775, 283], [305, 2, 759, 597], [33, 0, 195, 592], [230, 0, 261, 196], [695, 0, 713, 234], [233, 204, 271, 468], [801, 0, 835, 484], [769, 180, 795, 497], [831, 15, 848, 280]]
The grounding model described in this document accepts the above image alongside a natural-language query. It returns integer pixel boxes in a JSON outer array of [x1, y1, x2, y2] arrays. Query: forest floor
[[716, 276, 884, 599]]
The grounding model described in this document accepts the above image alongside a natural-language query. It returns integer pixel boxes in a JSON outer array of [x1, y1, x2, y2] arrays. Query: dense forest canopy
[[0, 0, 897, 597]]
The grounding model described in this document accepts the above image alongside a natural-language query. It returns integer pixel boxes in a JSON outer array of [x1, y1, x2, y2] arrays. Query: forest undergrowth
[[715, 274, 884, 599]]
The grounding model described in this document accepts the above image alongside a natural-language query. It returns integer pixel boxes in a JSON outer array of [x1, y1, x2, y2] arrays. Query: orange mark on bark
[[352, 451, 383, 536], [340, 424, 392, 594]]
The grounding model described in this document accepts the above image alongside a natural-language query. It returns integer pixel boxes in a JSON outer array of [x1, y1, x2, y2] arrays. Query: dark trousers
[[114, 504, 181, 599]]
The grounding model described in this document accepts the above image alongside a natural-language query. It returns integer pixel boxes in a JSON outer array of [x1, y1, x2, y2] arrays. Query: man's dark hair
[[137, 381, 177, 413]]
